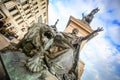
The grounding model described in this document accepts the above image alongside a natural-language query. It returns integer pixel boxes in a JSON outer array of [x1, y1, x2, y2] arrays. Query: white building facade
[[0, 0, 48, 39]]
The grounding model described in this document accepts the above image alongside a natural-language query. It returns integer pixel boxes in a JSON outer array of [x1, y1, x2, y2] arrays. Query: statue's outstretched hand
[[95, 27, 104, 32]]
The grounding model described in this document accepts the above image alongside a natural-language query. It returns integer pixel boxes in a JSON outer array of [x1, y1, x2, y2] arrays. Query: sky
[[48, 0, 120, 80]]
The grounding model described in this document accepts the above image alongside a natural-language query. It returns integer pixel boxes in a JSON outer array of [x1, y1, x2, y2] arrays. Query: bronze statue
[[0, 20, 103, 80], [82, 7, 100, 25]]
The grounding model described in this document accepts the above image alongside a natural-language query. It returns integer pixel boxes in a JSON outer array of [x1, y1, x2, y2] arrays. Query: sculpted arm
[[82, 27, 103, 41]]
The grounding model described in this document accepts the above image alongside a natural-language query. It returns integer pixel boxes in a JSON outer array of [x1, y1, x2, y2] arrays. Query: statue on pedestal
[[82, 7, 100, 25], [0, 19, 103, 80]]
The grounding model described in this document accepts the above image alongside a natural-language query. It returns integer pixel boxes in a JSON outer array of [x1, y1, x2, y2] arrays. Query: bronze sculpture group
[[0, 8, 103, 80]]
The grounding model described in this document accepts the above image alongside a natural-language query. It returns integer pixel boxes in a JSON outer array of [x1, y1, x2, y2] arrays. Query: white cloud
[[107, 25, 120, 45], [80, 34, 120, 80]]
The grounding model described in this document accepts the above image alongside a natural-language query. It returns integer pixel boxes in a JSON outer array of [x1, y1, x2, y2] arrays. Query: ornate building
[[0, 0, 48, 39]]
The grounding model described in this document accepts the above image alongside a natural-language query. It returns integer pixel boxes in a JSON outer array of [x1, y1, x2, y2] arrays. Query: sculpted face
[[41, 25, 56, 46], [72, 28, 79, 35]]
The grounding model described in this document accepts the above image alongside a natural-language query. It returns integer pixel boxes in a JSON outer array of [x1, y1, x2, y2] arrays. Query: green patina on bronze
[[0, 52, 42, 80]]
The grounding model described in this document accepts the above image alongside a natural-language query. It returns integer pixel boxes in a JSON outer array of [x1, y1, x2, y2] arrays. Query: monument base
[[0, 52, 57, 80]]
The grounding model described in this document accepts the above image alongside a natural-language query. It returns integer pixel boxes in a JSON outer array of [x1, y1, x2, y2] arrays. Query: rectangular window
[[35, 11, 39, 14], [24, 6, 30, 11], [33, 2, 38, 6], [40, 0, 44, 2], [15, 16, 22, 21], [30, 20, 35, 25], [41, 2, 45, 6], [34, 6, 38, 10], [26, 11, 31, 15], [9, 6, 16, 12], [43, 12, 46, 16], [21, 1, 27, 5], [12, 12, 20, 17], [42, 6, 46, 9], [27, 15, 32, 19], [18, 20, 24, 25]]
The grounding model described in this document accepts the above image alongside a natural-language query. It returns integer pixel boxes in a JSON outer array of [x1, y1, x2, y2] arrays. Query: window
[[9, 6, 16, 12], [22, 1, 27, 5], [40, 0, 44, 2], [21, 28, 25, 32], [24, 6, 30, 11], [18, 20, 24, 25], [34, 6, 38, 10], [30, 20, 35, 25], [33, 2, 38, 5], [43, 12, 46, 16], [12, 12, 20, 17], [18, 4, 20, 6], [26, 11, 31, 15], [35, 11, 39, 14], [15, 16, 22, 21], [7, 23, 11, 26], [41, 2, 45, 6], [27, 15, 32, 19], [42, 6, 46, 9]]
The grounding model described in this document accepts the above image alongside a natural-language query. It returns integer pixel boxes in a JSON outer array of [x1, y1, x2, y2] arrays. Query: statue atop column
[[82, 7, 100, 25]]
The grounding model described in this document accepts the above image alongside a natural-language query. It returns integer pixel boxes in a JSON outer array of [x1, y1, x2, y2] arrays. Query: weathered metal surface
[[0, 52, 42, 80]]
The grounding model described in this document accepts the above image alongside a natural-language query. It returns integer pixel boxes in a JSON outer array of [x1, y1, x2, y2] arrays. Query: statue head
[[72, 28, 79, 35]]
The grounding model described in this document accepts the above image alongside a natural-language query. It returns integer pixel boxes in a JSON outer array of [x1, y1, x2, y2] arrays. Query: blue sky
[[48, 0, 120, 80]]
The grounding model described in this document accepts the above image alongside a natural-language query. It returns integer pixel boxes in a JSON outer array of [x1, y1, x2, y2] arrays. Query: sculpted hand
[[26, 55, 46, 72]]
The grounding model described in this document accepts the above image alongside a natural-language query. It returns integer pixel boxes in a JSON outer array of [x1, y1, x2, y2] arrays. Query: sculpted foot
[[26, 56, 45, 72]]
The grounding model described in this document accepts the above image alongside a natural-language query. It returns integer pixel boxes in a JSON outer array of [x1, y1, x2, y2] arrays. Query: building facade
[[0, 0, 48, 39]]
